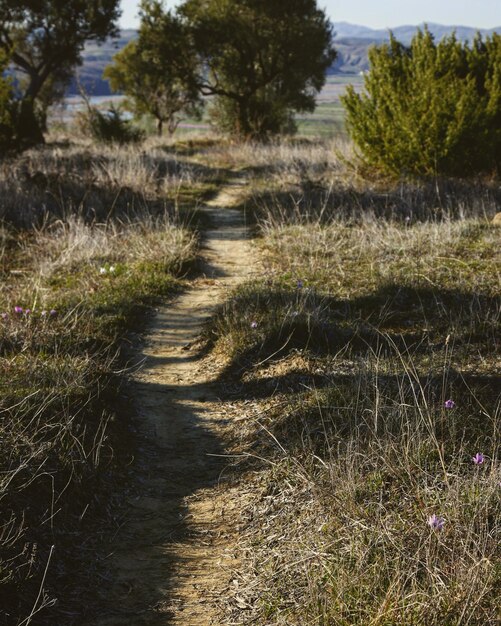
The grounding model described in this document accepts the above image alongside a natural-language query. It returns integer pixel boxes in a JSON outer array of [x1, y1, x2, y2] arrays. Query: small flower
[[444, 399, 455, 409], [14, 306, 23, 314], [472, 452, 485, 465], [109, 265, 116, 273], [297, 279, 304, 289], [1, 312, 8, 320], [41, 310, 47, 317], [50, 309, 57, 317], [250, 321, 258, 329], [427, 514, 445, 530], [24, 309, 31, 315], [291, 310, 299, 317], [99, 267, 107, 275]]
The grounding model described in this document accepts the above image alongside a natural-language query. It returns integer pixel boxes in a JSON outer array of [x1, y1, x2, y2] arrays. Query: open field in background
[[295, 75, 364, 137], [50, 74, 364, 139], [0, 138, 224, 623]]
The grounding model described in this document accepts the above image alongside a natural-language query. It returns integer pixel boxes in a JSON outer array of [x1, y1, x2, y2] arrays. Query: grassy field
[[296, 75, 364, 137], [197, 140, 501, 624], [0, 138, 224, 623], [1, 133, 499, 624], [52, 73, 363, 139]]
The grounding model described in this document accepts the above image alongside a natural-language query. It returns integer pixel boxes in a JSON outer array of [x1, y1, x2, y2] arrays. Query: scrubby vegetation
[[1, 4, 500, 622], [343, 29, 501, 177], [75, 103, 145, 144], [200, 140, 501, 624]]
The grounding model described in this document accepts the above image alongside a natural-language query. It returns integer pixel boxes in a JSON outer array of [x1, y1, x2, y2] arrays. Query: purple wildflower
[[49, 309, 57, 317], [444, 399, 455, 409], [427, 514, 445, 531], [472, 453, 485, 465], [297, 279, 304, 289], [250, 321, 258, 329], [14, 306, 23, 314], [24, 309, 31, 316]]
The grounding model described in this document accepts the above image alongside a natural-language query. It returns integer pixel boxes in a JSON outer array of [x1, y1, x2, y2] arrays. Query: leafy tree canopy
[[104, 0, 202, 136], [0, 0, 121, 145], [178, 0, 336, 138]]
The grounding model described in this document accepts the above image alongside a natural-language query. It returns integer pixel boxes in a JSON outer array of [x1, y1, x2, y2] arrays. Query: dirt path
[[91, 178, 253, 625]]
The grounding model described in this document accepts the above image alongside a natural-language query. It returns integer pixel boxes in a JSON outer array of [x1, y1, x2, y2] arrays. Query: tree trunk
[[168, 117, 180, 135], [236, 99, 253, 139], [15, 98, 45, 146]]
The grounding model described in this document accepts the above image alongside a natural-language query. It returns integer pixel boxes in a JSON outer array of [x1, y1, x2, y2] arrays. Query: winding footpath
[[92, 177, 253, 625]]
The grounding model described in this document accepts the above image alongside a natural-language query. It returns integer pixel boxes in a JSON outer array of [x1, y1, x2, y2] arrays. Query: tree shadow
[[0, 151, 233, 228], [204, 282, 500, 406], [77, 343, 238, 624], [239, 178, 501, 224], [74, 277, 500, 624]]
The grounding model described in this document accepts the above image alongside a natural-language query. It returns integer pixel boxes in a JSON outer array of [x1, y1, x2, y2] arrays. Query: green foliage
[[104, 1, 202, 136], [0, 51, 14, 151], [76, 105, 144, 144], [342, 29, 501, 177], [179, 0, 336, 139], [0, 0, 121, 145]]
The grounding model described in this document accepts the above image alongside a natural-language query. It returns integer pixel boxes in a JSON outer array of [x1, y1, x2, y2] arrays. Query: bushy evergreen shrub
[[342, 29, 501, 177], [76, 105, 144, 144]]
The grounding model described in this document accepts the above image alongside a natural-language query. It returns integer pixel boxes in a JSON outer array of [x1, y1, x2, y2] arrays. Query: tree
[[104, 1, 202, 137], [342, 29, 501, 177], [178, 0, 336, 138], [0, 49, 14, 150], [0, 0, 121, 145]]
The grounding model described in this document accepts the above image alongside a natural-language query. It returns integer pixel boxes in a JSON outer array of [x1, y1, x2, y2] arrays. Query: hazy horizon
[[120, 0, 501, 31]]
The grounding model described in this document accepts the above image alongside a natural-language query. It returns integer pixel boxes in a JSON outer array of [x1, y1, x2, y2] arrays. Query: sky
[[120, 0, 501, 30]]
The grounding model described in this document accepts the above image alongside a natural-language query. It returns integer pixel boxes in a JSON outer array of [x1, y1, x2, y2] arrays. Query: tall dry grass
[[0, 137, 202, 624], [0, 139, 217, 228], [204, 146, 500, 624]]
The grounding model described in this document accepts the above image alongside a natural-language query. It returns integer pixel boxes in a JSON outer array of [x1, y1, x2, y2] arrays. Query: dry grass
[[2, 132, 500, 624], [0, 137, 203, 624], [0, 138, 221, 228], [32, 214, 194, 279], [193, 136, 353, 174], [205, 149, 501, 625]]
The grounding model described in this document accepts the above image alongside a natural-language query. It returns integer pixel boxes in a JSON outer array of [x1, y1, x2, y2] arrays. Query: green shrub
[[76, 104, 144, 144], [342, 29, 501, 177]]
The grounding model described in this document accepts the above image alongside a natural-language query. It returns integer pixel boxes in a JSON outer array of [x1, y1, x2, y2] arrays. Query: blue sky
[[120, 0, 501, 30]]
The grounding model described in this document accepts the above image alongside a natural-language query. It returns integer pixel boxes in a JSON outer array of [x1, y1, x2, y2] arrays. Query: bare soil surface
[[89, 178, 254, 625]]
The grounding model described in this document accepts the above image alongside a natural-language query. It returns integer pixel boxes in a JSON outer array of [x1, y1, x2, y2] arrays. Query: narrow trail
[[92, 177, 253, 625]]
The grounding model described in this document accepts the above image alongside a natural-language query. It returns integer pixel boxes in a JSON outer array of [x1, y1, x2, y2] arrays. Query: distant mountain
[[330, 22, 500, 74], [333, 21, 500, 44], [72, 23, 501, 96]]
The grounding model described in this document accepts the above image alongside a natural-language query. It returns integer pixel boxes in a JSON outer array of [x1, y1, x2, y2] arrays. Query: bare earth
[[90, 178, 254, 625]]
